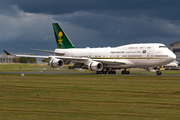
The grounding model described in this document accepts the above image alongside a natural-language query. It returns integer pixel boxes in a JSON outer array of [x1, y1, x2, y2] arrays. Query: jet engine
[[88, 61, 103, 71], [49, 59, 64, 68]]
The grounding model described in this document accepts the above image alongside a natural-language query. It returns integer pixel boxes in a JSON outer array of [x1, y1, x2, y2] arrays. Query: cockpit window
[[159, 46, 167, 48]]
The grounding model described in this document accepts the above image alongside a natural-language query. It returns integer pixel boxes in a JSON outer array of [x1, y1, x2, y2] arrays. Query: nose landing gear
[[156, 71, 162, 75], [121, 69, 130, 75], [156, 67, 162, 75]]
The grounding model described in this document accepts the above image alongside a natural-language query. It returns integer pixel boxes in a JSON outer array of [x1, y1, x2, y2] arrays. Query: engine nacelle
[[88, 61, 103, 71], [49, 59, 64, 68]]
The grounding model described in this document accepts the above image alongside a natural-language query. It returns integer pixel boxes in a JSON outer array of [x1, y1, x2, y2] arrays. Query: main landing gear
[[121, 69, 130, 75], [108, 70, 116, 74], [96, 70, 116, 74]]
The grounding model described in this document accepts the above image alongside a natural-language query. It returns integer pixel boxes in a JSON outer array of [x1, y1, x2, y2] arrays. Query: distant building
[[0, 53, 33, 63], [170, 42, 180, 66]]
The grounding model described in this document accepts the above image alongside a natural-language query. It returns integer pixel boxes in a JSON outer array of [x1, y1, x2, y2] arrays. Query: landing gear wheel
[[156, 71, 162, 75], [121, 70, 130, 75], [108, 71, 112, 74], [159, 71, 162, 75], [96, 71, 108, 74], [108, 70, 116, 74]]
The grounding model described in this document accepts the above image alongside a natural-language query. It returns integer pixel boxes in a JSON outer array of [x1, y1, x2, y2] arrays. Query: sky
[[1, 0, 180, 54]]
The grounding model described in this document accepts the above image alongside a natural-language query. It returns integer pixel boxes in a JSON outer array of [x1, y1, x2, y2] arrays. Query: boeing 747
[[4, 23, 176, 75]]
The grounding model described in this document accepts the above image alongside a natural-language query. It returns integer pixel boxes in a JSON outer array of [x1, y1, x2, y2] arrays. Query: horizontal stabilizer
[[30, 48, 65, 55]]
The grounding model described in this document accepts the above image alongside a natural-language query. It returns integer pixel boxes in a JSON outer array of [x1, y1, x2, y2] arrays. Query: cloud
[[1, 0, 180, 54], [3, 0, 180, 20], [0, 5, 58, 52], [53, 11, 180, 46]]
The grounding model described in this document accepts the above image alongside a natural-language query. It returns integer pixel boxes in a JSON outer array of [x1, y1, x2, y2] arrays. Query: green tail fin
[[52, 23, 75, 49]]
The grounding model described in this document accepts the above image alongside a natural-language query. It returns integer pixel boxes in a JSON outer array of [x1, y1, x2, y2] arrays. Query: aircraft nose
[[169, 52, 176, 61]]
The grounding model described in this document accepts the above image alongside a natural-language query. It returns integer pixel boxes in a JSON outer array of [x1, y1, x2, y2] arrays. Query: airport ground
[[0, 64, 180, 120]]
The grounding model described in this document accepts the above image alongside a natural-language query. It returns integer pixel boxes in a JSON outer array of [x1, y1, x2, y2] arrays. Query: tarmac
[[0, 72, 180, 76]]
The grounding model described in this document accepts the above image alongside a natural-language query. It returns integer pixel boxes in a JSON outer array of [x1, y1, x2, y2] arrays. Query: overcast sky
[[1, 0, 180, 54]]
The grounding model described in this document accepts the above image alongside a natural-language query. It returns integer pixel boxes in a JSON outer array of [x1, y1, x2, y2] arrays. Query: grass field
[[0, 64, 180, 120]]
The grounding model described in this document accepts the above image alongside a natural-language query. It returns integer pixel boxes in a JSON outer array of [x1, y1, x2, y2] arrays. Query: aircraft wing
[[54, 56, 89, 62], [15, 55, 49, 58], [3, 50, 88, 61], [3, 50, 49, 58], [4, 50, 127, 65], [54, 56, 127, 65]]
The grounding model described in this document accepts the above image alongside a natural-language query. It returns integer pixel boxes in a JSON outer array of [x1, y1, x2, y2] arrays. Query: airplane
[[164, 60, 178, 69], [4, 23, 176, 75]]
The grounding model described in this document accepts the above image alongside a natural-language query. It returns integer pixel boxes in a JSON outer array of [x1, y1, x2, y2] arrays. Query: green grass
[[0, 73, 180, 120], [0, 64, 94, 73], [0, 64, 180, 120]]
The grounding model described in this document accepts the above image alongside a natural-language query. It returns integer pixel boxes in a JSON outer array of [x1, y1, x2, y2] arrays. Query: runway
[[0, 72, 180, 76]]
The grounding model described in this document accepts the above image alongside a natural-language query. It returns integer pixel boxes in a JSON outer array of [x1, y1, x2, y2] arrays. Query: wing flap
[[15, 55, 49, 58]]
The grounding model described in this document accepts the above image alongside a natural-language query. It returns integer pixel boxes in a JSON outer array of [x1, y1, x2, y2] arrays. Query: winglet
[[3, 50, 11, 55]]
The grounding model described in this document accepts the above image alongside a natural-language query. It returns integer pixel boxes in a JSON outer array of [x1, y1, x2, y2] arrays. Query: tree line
[[13, 57, 37, 63]]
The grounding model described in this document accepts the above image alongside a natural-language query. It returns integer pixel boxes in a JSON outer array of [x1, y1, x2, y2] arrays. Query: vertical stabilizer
[[52, 23, 75, 49]]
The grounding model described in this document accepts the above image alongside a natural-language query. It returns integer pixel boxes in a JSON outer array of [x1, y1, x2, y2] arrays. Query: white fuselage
[[54, 43, 176, 69]]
